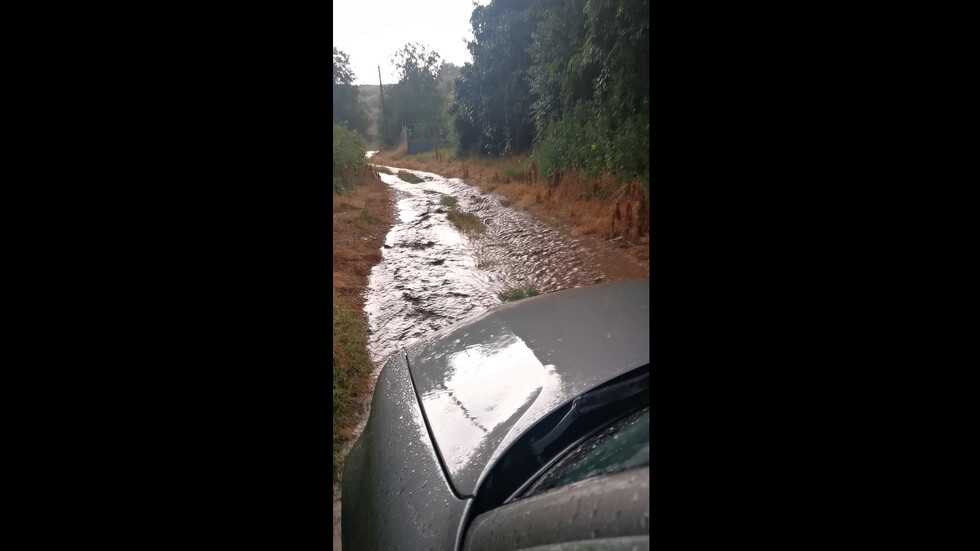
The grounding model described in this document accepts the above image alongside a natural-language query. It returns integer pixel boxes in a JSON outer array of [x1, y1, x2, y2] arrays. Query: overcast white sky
[[333, 0, 492, 85]]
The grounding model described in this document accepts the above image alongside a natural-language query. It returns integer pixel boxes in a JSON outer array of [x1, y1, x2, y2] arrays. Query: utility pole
[[378, 66, 390, 147]]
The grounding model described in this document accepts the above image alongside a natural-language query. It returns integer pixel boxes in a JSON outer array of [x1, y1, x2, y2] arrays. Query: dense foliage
[[377, 43, 447, 144], [333, 47, 367, 132], [451, 0, 649, 187], [333, 123, 367, 192], [452, 0, 537, 156]]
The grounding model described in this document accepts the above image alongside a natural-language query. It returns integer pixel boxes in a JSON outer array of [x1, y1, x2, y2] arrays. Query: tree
[[333, 47, 366, 132], [528, 0, 589, 134], [392, 43, 441, 85], [388, 43, 446, 140], [448, 0, 649, 186], [451, 0, 539, 155], [580, 0, 650, 124], [436, 62, 461, 96], [529, 0, 650, 186]]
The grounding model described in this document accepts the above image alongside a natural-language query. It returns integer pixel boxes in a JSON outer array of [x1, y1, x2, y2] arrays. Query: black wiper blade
[[530, 397, 581, 455], [530, 371, 649, 455]]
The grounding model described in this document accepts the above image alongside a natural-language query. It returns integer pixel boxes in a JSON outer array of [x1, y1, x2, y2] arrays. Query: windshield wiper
[[530, 370, 649, 455]]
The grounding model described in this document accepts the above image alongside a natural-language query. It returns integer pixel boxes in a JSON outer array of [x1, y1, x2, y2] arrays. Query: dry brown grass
[[333, 165, 396, 481], [370, 151, 650, 261], [384, 143, 408, 160], [333, 170, 394, 309]]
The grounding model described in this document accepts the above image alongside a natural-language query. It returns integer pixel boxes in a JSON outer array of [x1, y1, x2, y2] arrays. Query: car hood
[[405, 279, 649, 496]]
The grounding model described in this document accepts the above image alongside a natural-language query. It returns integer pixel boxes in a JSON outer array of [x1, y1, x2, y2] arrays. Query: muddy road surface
[[333, 162, 647, 549]]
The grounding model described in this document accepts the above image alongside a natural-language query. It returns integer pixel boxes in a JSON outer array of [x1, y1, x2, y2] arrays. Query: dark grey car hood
[[405, 279, 649, 496]]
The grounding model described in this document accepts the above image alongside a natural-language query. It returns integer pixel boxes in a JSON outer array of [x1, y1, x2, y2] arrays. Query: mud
[[333, 162, 647, 549]]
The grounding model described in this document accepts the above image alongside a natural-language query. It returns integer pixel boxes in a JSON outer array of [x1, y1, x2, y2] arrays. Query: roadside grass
[[440, 195, 457, 207], [497, 160, 528, 181], [356, 209, 381, 230], [423, 189, 439, 194], [447, 209, 484, 234], [498, 286, 541, 302], [333, 292, 373, 481], [372, 165, 391, 174], [397, 170, 424, 184], [412, 149, 454, 163], [388, 143, 408, 159], [332, 161, 394, 483]]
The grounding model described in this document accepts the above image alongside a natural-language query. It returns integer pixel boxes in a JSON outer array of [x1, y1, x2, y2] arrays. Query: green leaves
[[450, 0, 648, 187], [333, 124, 367, 192], [533, 104, 648, 189], [392, 42, 442, 86], [333, 47, 367, 132], [387, 43, 448, 142], [333, 47, 356, 86], [452, 0, 538, 155]]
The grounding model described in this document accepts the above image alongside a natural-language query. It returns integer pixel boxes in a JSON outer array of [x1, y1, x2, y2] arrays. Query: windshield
[[525, 407, 650, 497]]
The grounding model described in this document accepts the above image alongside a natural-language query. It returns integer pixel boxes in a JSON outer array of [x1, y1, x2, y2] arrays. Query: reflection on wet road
[[363, 165, 608, 368]]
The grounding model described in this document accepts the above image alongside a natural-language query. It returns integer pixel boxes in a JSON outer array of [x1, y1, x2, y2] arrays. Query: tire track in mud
[[333, 162, 645, 549]]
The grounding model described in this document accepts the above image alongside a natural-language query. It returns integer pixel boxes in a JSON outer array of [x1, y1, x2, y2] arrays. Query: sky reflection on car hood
[[406, 279, 649, 496]]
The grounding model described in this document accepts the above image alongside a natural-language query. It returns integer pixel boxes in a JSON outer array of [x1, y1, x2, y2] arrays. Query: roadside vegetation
[[333, 292, 371, 479], [396, 170, 424, 184], [436, 194, 483, 235], [333, 124, 371, 192], [498, 286, 541, 302], [332, 90, 395, 480], [333, 47, 367, 134], [446, 208, 484, 234]]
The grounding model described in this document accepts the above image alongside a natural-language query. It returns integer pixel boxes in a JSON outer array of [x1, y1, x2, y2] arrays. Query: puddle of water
[[360, 166, 630, 366], [334, 163, 646, 549]]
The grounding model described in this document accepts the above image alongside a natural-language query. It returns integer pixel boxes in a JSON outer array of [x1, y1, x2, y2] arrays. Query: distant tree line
[[333, 44, 455, 146]]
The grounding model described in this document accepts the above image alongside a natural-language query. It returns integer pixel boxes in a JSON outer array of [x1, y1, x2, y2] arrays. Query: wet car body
[[343, 279, 650, 550]]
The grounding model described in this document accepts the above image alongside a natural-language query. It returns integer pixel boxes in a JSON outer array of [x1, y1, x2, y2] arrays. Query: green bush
[[532, 105, 649, 192], [333, 124, 368, 192], [397, 170, 424, 184], [447, 209, 483, 233], [440, 195, 457, 207], [498, 286, 540, 302], [498, 160, 529, 181]]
